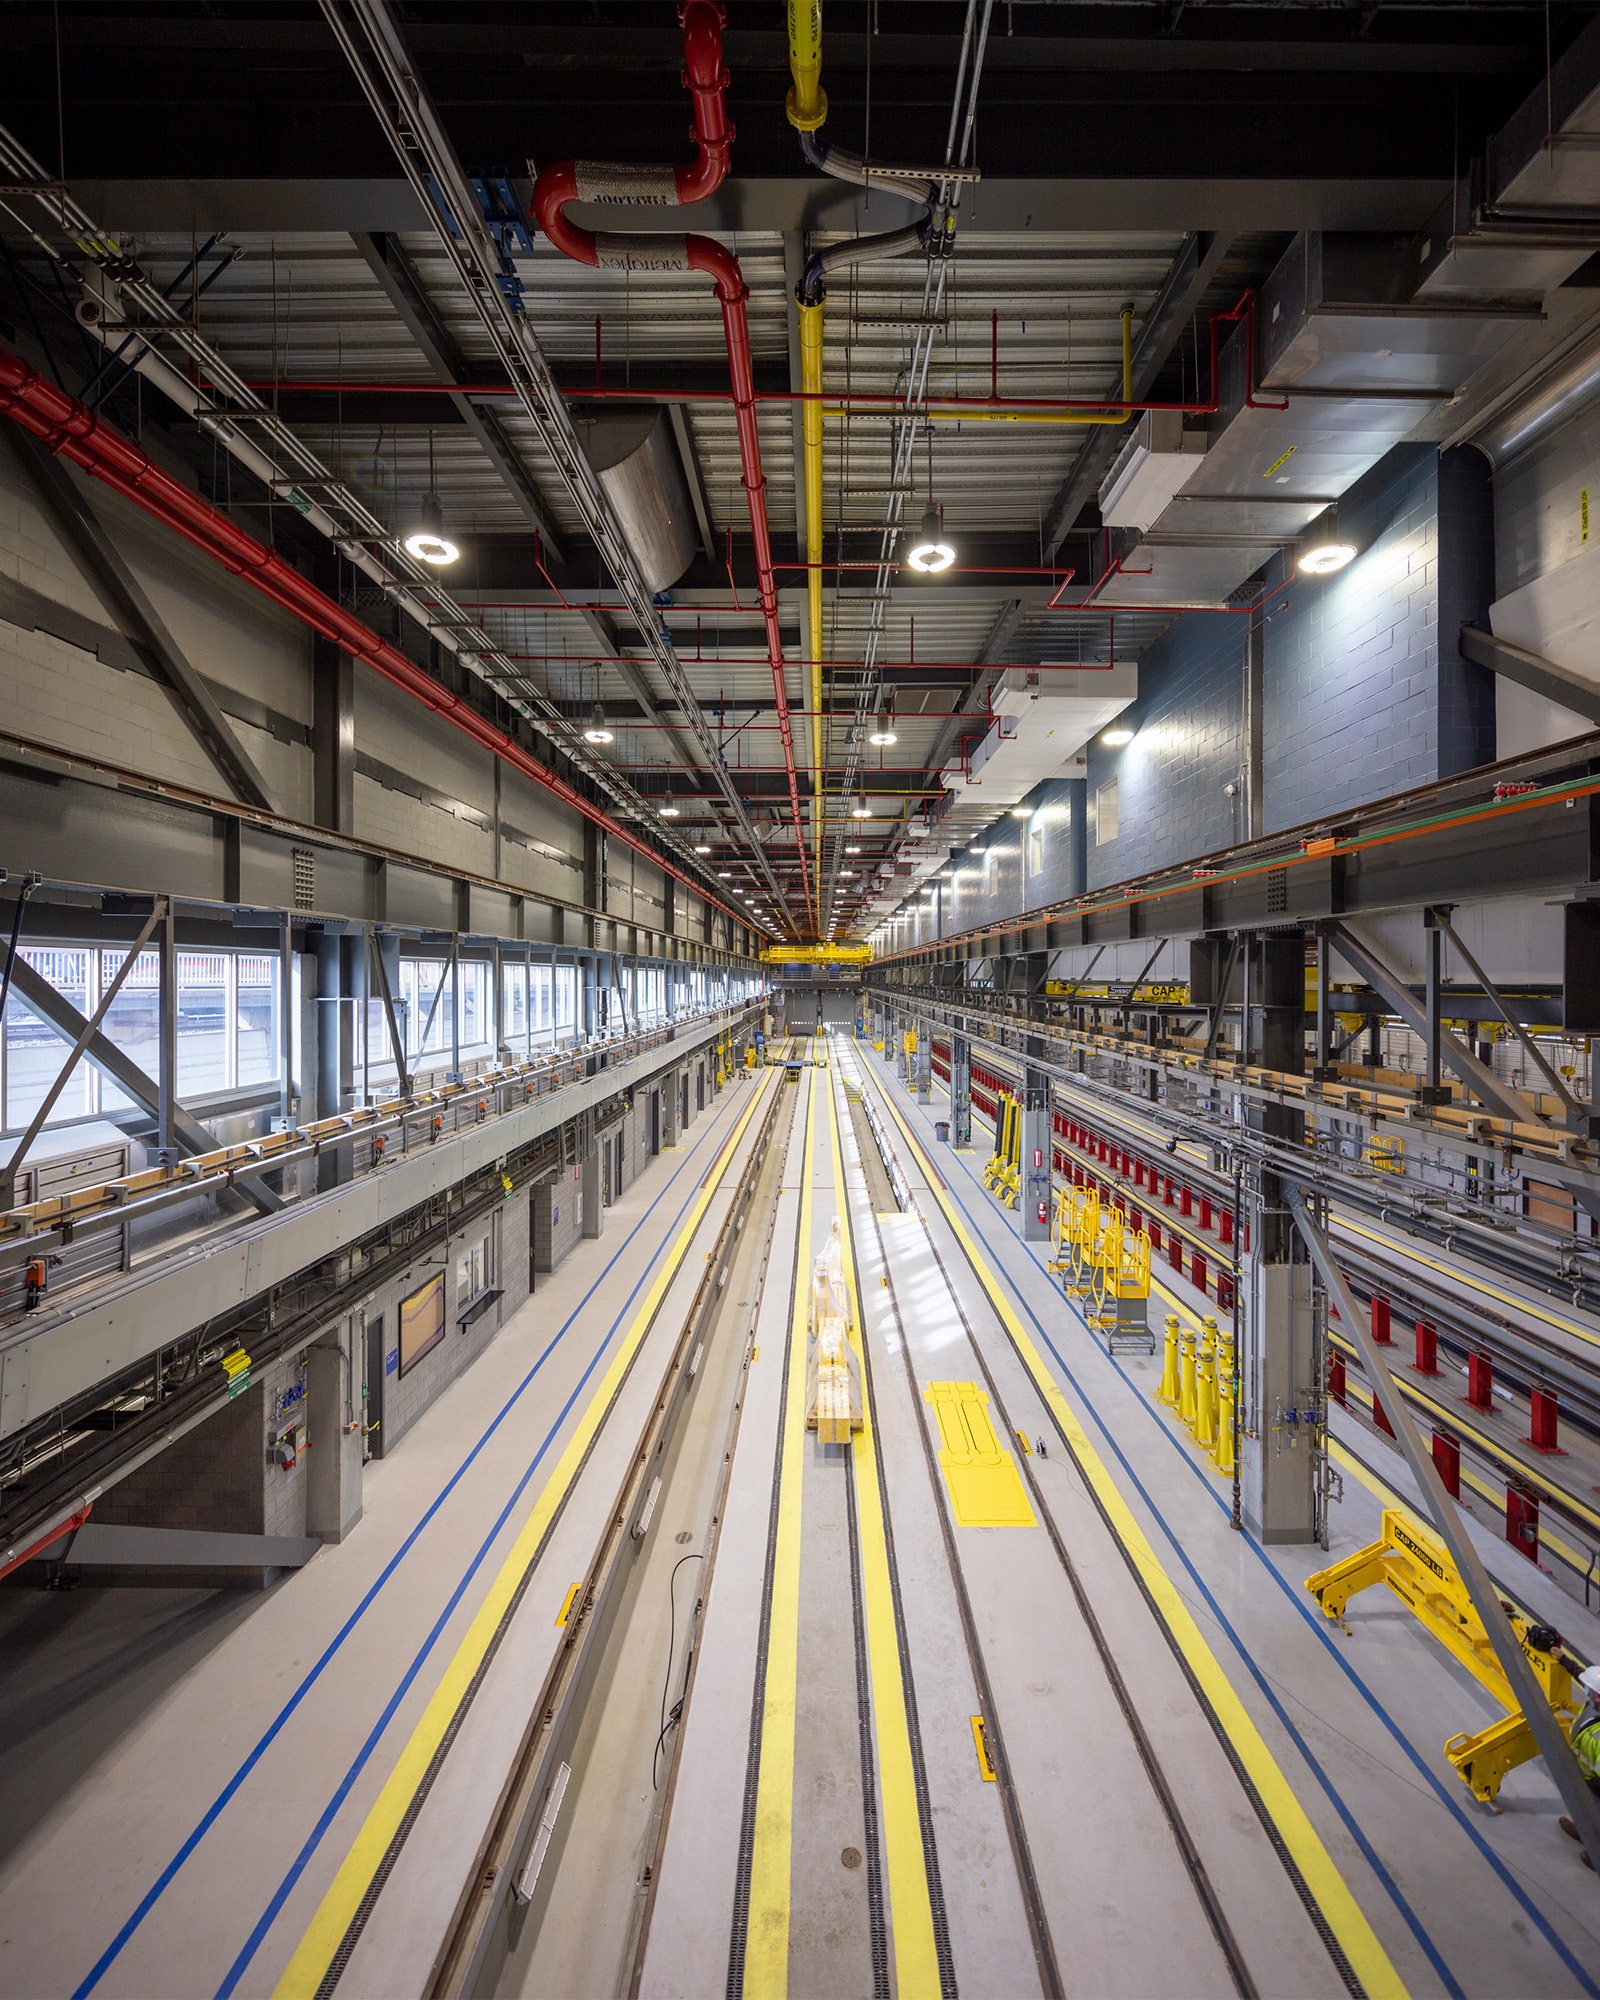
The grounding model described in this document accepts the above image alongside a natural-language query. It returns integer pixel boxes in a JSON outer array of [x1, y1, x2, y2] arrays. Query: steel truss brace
[[1323, 921, 1600, 1223], [1424, 906, 1592, 1130], [368, 933, 411, 1101], [7, 430, 276, 812], [3, 949, 281, 1215], [1202, 934, 1243, 1064], [1284, 1181, 1600, 1873]]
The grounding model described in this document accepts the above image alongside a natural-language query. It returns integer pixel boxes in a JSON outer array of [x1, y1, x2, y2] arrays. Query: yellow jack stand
[[1158, 1315, 1181, 1404], [1194, 1324, 1217, 1451], [1214, 1352, 1237, 1478], [1178, 1324, 1198, 1428]]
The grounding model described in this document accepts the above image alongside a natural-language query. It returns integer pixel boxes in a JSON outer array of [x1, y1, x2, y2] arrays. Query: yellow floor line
[[742, 1061, 818, 1999], [272, 1071, 778, 2000], [871, 1077, 1407, 2000], [825, 1065, 943, 2000]]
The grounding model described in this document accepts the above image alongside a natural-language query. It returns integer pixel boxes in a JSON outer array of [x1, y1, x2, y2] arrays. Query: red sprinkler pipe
[[531, 0, 813, 922], [0, 344, 748, 925]]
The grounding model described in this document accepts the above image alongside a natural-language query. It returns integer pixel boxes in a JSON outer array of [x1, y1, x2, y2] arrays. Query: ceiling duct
[[1414, 13, 1600, 299], [1094, 231, 1530, 609], [576, 410, 698, 593]]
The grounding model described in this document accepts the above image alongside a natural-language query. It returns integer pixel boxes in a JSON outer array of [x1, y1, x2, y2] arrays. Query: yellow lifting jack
[[1305, 1508, 1582, 1805]]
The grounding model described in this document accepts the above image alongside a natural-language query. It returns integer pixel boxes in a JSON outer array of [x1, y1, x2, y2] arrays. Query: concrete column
[[582, 1143, 603, 1239], [306, 1317, 362, 1541], [1239, 931, 1317, 1544], [951, 1033, 972, 1149], [316, 929, 355, 1191], [1020, 1060, 1052, 1241], [312, 637, 355, 834], [662, 1068, 680, 1147]]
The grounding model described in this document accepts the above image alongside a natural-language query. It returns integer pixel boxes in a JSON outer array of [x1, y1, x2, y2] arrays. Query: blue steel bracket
[[471, 174, 536, 308]]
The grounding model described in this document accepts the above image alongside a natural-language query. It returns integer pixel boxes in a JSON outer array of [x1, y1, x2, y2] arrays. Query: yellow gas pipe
[[799, 296, 825, 930]]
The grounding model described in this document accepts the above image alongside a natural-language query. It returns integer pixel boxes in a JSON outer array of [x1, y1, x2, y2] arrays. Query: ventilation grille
[[292, 848, 315, 911]]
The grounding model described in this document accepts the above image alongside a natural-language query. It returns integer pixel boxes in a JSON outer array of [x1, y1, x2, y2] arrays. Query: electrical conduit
[[0, 343, 746, 923], [532, 0, 813, 928]]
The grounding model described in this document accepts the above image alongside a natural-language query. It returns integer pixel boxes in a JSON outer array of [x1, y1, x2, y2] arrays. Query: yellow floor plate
[[925, 1380, 1037, 1527]]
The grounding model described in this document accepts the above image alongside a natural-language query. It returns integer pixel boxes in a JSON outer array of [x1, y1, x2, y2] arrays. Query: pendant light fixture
[[1297, 501, 1356, 577], [905, 427, 955, 573], [403, 432, 460, 565]]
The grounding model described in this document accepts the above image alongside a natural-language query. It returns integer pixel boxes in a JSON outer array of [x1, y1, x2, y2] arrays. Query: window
[[456, 1234, 489, 1312], [1028, 823, 1045, 876], [395, 958, 492, 1067], [2, 945, 281, 1137], [1096, 779, 1119, 844], [398, 1274, 446, 1374]]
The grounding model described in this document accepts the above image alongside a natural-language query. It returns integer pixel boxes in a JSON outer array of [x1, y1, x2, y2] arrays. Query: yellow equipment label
[[925, 1381, 1037, 1528]]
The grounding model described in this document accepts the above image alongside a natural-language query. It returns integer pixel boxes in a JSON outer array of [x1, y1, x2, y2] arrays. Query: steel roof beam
[[353, 230, 568, 565]]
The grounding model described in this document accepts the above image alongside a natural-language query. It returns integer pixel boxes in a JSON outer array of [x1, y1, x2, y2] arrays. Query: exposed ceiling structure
[[1, 0, 1593, 943]]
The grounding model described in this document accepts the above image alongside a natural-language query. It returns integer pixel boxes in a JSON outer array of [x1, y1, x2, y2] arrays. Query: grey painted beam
[[353, 230, 568, 564], [667, 403, 718, 564], [76, 177, 1451, 239], [8, 432, 277, 812], [1044, 230, 1238, 556], [1460, 624, 1600, 726], [6, 956, 281, 1214]]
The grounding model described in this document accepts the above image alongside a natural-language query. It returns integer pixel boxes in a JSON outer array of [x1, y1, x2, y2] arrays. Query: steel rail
[[822, 0, 996, 936], [314, 0, 797, 930]]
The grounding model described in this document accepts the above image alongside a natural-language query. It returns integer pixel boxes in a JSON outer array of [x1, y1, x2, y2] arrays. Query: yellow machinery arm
[[1306, 1508, 1580, 1804]]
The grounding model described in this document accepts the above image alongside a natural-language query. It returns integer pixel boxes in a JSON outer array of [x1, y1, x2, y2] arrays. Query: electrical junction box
[[1098, 410, 1206, 532]]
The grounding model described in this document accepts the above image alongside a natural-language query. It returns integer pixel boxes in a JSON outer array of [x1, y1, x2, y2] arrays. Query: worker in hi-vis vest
[[1559, 1664, 1600, 1864]]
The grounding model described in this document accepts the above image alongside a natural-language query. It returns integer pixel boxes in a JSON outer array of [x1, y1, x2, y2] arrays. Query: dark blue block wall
[[1083, 443, 1496, 891]]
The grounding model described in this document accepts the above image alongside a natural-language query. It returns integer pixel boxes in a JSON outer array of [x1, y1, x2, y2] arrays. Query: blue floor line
[[70, 1088, 747, 2000], [891, 1078, 1600, 1998]]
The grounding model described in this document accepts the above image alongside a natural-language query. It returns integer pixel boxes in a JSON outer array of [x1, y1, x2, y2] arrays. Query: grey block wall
[[533, 1165, 584, 1273], [89, 1351, 310, 1582]]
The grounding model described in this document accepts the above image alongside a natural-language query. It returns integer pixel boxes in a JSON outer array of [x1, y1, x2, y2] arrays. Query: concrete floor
[[5, 1036, 1600, 2000], [0, 1069, 762, 2000]]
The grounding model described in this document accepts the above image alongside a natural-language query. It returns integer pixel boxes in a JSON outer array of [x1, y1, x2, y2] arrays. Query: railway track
[[833, 1039, 1377, 2000]]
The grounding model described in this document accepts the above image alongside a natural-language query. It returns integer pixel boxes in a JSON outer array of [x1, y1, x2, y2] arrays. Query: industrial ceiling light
[[403, 492, 459, 567], [403, 433, 459, 566], [693, 843, 711, 854], [1101, 727, 1134, 747], [850, 803, 873, 820], [905, 502, 955, 574], [1297, 538, 1357, 576], [583, 701, 614, 746], [906, 426, 956, 573], [845, 844, 861, 855], [1010, 804, 1033, 819], [659, 804, 680, 817], [867, 707, 898, 747], [1298, 503, 1356, 577]]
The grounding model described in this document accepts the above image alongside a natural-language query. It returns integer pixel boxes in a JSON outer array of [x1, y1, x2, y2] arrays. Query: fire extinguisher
[[1037, 1200, 1048, 1226]]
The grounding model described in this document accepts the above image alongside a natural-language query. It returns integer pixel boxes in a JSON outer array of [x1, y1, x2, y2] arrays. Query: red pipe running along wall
[[0, 344, 745, 924], [531, 0, 812, 919]]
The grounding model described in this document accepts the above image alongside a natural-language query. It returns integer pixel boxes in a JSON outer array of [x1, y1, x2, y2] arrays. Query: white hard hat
[[1579, 1665, 1600, 1699]]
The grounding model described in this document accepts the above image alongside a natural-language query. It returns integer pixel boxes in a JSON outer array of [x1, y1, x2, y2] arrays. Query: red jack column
[[1467, 1353, 1495, 1412], [1432, 1431, 1461, 1498], [1371, 1295, 1392, 1345], [1413, 1318, 1439, 1375], [1527, 1387, 1565, 1455]]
